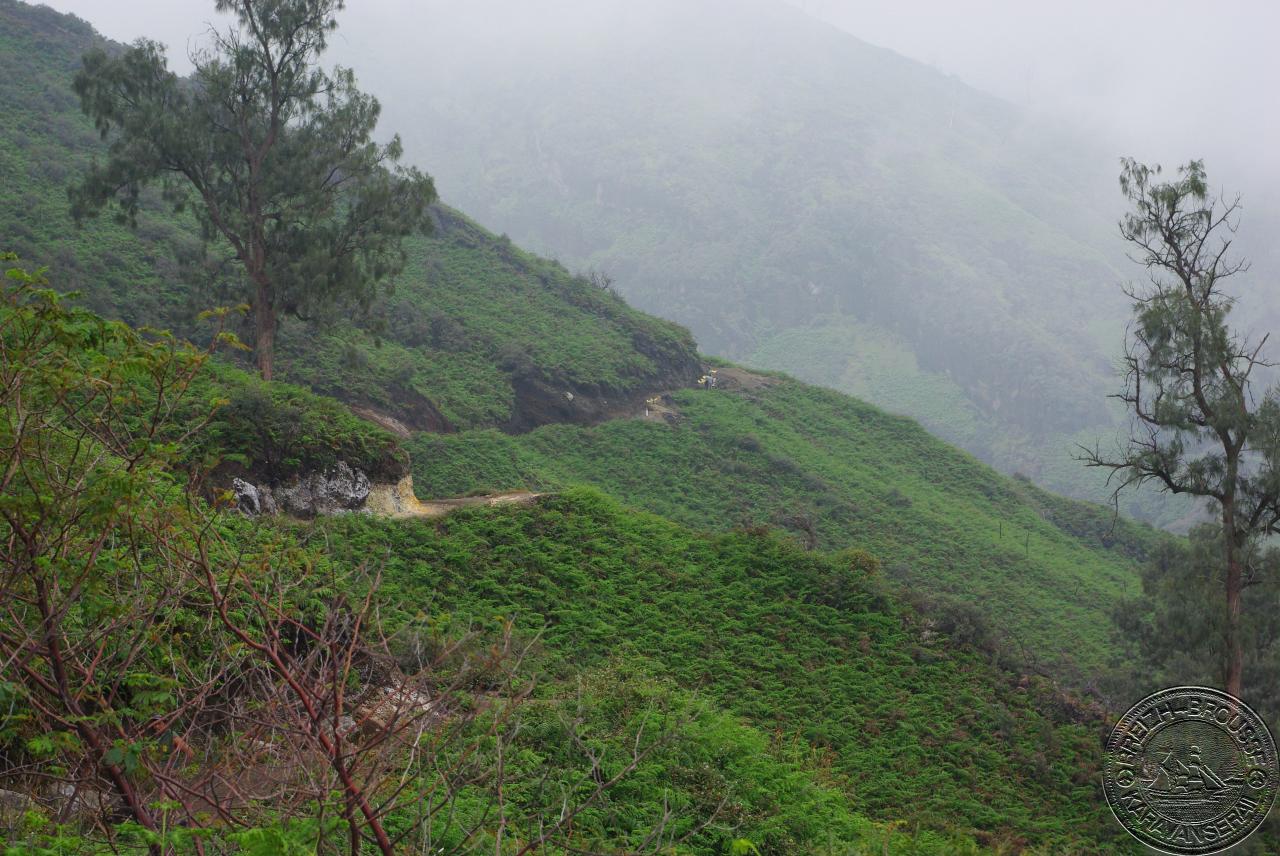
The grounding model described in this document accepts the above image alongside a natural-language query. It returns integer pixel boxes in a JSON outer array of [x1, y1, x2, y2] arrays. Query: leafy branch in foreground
[[1079, 159, 1280, 698], [0, 255, 219, 846]]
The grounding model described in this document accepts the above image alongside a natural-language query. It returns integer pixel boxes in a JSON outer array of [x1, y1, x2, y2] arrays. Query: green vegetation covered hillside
[[320, 491, 1134, 852], [0, 0, 1160, 674], [408, 370, 1161, 674]]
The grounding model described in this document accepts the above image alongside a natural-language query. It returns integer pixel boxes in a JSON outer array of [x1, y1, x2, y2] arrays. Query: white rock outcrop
[[233, 461, 370, 518]]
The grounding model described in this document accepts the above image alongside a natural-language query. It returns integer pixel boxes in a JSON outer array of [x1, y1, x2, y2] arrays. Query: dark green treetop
[[69, 0, 436, 379]]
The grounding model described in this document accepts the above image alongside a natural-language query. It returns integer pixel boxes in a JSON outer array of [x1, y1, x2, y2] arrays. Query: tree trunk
[[1225, 539, 1244, 699], [253, 278, 276, 381], [1221, 493, 1244, 698]]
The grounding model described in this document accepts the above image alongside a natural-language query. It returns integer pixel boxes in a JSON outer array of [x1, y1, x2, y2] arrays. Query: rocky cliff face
[[232, 461, 372, 519]]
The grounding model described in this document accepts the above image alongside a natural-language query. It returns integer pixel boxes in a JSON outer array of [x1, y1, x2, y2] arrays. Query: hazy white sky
[[39, 0, 1278, 181], [787, 0, 1279, 177]]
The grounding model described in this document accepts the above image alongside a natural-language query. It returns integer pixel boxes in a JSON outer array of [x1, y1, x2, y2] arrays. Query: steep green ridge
[[407, 376, 1162, 674], [318, 492, 1139, 853], [345, 0, 1194, 522], [0, 0, 699, 435]]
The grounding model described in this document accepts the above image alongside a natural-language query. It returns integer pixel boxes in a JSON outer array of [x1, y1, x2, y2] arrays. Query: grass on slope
[[0, 1, 201, 326], [748, 319, 1195, 530], [406, 377, 1161, 674], [185, 360, 408, 481], [497, 659, 997, 855], [272, 210, 697, 429], [748, 318, 986, 453], [318, 491, 1139, 854]]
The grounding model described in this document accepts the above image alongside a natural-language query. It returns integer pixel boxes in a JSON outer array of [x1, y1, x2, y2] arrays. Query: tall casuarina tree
[[1083, 159, 1280, 699], [70, 0, 436, 379]]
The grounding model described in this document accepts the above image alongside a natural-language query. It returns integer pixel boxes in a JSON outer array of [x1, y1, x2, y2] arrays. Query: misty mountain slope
[[347, 0, 1191, 520], [0, 0, 699, 434]]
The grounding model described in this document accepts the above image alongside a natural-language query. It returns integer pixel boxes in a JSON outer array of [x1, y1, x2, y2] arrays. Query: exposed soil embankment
[[366, 474, 542, 519]]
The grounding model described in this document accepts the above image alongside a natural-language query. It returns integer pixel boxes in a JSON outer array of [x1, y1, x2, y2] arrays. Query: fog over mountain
[[42, 0, 1280, 187], [791, 0, 1280, 319], [44, 0, 1278, 282], [37, 0, 1280, 526], [788, 1, 1280, 183]]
